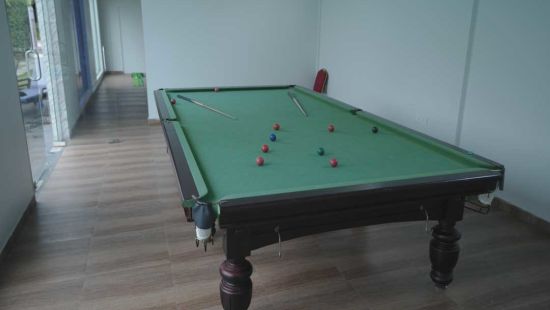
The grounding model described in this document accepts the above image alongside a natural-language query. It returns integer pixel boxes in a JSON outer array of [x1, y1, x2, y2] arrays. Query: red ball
[[214, 87, 220, 92], [170, 98, 176, 105], [329, 158, 338, 167], [272, 123, 280, 131], [256, 156, 265, 166], [261, 144, 269, 153], [328, 124, 335, 132]]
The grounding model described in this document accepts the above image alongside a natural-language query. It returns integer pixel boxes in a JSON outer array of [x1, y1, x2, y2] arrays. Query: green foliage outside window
[[6, 0, 32, 70]]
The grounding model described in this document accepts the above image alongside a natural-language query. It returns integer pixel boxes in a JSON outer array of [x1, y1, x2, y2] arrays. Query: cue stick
[[287, 91, 308, 117], [177, 95, 237, 120]]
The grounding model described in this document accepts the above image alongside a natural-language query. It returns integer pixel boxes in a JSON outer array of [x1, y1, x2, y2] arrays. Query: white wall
[[98, 0, 145, 73], [98, 0, 121, 71], [460, 0, 550, 221], [319, 0, 550, 221], [319, 0, 474, 143], [0, 0, 35, 252], [141, 0, 320, 120]]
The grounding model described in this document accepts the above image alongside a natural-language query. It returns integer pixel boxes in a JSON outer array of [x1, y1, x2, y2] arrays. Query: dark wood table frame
[[155, 87, 504, 310]]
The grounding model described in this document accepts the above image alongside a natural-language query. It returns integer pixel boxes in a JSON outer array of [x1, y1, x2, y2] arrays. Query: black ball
[[317, 147, 325, 156], [372, 126, 379, 134]]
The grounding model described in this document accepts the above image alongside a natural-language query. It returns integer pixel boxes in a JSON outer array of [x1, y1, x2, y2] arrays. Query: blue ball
[[269, 133, 277, 142]]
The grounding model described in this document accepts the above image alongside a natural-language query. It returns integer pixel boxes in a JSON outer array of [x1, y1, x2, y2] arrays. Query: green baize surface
[[165, 87, 496, 213]]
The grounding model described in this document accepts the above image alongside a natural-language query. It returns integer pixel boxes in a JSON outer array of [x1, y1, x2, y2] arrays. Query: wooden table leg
[[429, 219, 461, 287], [220, 258, 253, 310]]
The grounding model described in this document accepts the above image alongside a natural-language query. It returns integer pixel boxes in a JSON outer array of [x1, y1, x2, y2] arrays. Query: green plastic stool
[[131, 73, 145, 87]]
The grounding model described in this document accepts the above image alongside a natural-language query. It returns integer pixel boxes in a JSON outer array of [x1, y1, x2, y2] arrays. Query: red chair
[[313, 68, 328, 93]]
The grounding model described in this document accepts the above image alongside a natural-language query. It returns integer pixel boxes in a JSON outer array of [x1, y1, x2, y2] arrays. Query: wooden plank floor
[[1, 75, 549, 310]]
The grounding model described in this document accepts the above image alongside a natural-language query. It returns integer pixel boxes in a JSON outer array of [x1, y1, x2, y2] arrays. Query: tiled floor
[[1, 75, 550, 310]]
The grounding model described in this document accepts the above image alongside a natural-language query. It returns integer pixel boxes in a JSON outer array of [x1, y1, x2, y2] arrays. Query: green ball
[[317, 147, 325, 156]]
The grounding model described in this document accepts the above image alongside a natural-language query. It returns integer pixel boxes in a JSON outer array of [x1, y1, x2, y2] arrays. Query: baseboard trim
[[148, 119, 161, 126], [0, 196, 36, 264], [494, 197, 550, 234]]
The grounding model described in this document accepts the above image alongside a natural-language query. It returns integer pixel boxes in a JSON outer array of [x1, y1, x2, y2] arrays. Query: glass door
[[5, 0, 53, 187]]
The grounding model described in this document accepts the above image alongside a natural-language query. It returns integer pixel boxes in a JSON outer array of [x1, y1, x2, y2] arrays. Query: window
[[89, 0, 103, 78]]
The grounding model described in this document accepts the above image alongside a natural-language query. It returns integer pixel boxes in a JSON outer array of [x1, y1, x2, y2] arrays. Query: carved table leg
[[430, 220, 461, 288], [220, 258, 253, 310]]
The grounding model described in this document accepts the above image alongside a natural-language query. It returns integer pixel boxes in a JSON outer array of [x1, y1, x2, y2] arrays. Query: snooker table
[[155, 85, 504, 310]]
